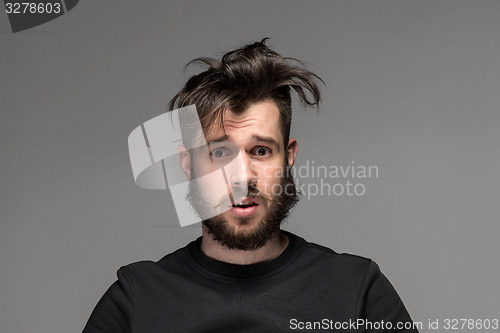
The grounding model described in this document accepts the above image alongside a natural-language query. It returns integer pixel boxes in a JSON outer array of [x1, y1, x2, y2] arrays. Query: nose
[[227, 151, 255, 200], [230, 151, 256, 186]]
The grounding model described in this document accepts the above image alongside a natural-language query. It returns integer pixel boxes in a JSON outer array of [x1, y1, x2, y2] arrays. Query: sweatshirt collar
[[187, 230, 303, 279]]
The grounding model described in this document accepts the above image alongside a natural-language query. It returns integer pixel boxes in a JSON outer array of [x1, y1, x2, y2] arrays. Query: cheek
[[254, 164, 286, 193], [192, 156, 214, 177]]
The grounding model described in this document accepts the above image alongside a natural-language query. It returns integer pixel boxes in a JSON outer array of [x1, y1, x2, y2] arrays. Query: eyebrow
[[207, 134, 281, 151], [250, 134, 280, 150], [208, 134, 230, 143]]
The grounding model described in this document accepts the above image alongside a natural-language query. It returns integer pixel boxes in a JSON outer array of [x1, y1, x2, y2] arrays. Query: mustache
[[244, 185, 273, 205], [216, 185, 272, 209]]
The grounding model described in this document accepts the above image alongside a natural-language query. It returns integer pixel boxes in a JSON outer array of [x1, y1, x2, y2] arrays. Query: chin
[[227, 210, 265, 227]]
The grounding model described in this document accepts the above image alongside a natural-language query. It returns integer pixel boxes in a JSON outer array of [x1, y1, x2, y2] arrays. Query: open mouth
[[231, 196, 260, 218], [232, 202, 258, 209], [230, 198, 260, 217]]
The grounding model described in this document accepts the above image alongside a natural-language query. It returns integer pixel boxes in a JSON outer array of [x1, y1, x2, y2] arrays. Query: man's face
[[186, 100, 298, 250]]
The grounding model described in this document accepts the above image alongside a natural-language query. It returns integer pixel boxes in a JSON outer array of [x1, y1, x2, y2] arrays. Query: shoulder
[[284, 235, 416, 329], [285, 231, 393, 295], [117, 246, 189, 284], [287, 231, 375, 274]]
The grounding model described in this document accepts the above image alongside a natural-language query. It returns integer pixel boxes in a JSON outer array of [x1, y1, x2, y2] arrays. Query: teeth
[[234, 201, 255, 207]]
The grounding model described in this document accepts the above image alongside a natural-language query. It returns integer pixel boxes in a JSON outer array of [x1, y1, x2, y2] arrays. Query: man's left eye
[[254, 147, 271, 156]]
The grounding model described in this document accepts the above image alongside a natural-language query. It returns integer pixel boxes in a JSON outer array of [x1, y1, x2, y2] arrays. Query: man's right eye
[[210, 147, 232, 158]]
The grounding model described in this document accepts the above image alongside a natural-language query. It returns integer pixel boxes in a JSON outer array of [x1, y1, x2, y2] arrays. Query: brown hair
[[168, 38, 323, 146]]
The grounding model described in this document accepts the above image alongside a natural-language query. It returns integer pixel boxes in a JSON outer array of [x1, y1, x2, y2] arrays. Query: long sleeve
[[83, 268, 135, 333]]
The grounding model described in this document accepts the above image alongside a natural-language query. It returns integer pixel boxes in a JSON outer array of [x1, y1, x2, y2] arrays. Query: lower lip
[[230, 205, 259, 218]]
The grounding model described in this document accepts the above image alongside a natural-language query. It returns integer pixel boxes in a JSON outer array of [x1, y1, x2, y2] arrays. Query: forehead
[[207, 100, 282, 142]]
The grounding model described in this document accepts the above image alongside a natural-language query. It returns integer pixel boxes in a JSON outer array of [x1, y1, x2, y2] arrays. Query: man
[[84, 40, 419, 332]]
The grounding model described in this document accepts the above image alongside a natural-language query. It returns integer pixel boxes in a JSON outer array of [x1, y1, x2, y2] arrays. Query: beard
[[187, 166, 299, 251]]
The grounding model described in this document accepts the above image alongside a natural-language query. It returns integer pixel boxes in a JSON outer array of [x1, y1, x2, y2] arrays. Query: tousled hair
[[168, 38, 323, 146]]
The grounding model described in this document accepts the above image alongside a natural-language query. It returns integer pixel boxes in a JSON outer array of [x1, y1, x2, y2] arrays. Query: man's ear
[[286, 138, 298, 167], [177, 146, 192, 181]]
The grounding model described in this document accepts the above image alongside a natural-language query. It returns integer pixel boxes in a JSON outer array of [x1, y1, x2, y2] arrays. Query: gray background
[[1, 1, 499, 332]]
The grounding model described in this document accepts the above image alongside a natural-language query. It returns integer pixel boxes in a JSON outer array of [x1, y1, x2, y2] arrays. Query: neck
[[200, 228, 289, 265]]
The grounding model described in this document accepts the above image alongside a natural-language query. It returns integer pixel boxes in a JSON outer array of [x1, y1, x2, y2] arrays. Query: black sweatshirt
[[83, 231, 418, 332]]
